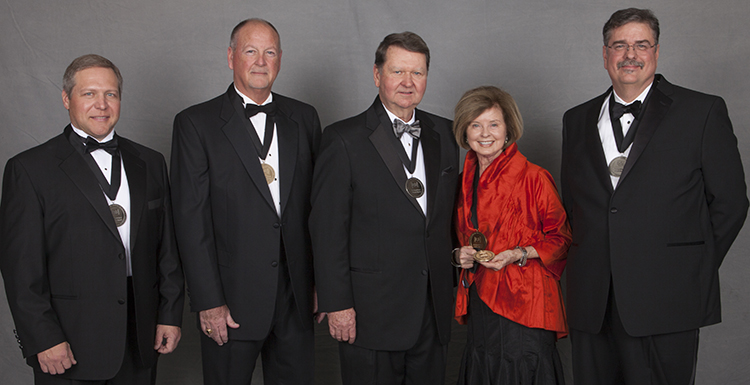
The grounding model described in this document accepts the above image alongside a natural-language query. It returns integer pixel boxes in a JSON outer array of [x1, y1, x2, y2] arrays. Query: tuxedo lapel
[[57, 133, 121, 242], [275, 97, 298, 217], [367, 101, 423, 215], [119, 140, 146, 251], [220, 89, 276, 212], [619, 78, 672, 183], [585, 92, 615, 194], [415, 110, 440, 225]]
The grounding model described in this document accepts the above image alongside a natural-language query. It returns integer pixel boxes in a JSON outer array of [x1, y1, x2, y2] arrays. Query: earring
[[504, 137, 509, 144]]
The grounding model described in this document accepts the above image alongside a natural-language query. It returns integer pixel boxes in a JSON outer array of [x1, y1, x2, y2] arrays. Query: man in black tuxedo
[[0, 54, 184, 384], [170, 18, 321, 384], [310, 32, 459, 384], [561, 8, 748, 385]]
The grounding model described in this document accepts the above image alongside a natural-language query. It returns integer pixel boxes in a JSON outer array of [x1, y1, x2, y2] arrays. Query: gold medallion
[[473, 250, 495, 262], [405, 177, 424, 198], [608, 156, 627, 177], [262, 163, 275, 184], [469, 231, 488, 250], [110, 204, 127, 227]]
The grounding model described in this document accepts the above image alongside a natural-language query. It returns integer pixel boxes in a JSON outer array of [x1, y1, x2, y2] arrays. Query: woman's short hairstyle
[[453, 86, 523, 151]]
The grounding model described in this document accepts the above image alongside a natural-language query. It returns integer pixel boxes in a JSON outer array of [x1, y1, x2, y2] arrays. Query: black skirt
[[457, 285, 565, 385]]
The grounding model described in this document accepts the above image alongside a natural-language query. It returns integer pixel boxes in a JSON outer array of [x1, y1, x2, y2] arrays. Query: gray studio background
[[1, 0, 748, 384]]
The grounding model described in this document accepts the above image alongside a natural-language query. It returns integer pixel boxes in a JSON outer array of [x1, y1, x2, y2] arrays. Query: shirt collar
[[234, 86, 273, 107], [381, 103, 416, 125], [70, 125, 115, 143], [612, 82, 653, 105]]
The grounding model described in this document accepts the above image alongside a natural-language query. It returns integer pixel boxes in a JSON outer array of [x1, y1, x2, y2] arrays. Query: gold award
[[469, 231, 488, 250], [262, 163, 275, 184], [608, 156, 627, 177], [405, 177, 424, 198], [110, 204, 127, 227], [473, 250, 495, 262]]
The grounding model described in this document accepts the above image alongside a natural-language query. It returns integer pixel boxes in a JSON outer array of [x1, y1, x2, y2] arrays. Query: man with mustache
[[561, 8, 747, 385]]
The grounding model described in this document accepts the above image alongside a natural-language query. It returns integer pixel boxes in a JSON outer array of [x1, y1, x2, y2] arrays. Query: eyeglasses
[[607, 42, 657, 53]]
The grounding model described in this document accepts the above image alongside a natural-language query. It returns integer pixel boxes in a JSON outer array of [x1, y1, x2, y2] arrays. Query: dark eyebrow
[[611, 39, 653, 45]]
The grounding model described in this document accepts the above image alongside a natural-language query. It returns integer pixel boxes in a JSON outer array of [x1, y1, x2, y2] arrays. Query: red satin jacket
[[455, 144, 572, 339]]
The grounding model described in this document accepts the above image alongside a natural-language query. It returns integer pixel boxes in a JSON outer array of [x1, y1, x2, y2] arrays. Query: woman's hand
[[480, 248, 523, 271]]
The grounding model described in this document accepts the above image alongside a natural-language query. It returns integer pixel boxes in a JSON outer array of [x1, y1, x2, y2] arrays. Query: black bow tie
[[393, 119, 421, 139], [84, 136, 119, 154], [611, 100, 642, 120], [244, 102, 276, 120]]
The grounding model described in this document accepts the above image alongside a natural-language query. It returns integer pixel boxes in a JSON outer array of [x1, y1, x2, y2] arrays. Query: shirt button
[[118, 254, 125, 260], [610, 207, 618, 213], [271, 261, 279, 267], [421, 270, 428, 276], [118, 299, 126, 305], [273, 223, 280, 229]]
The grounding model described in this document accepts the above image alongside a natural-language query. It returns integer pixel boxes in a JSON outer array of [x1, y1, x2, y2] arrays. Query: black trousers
[[571, 284, 699, 385], [200, 249, 314, 385], [34, 278, 155, 385], [338, 296, 447, 385]]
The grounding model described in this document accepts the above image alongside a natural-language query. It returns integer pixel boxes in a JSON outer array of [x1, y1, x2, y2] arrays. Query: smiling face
[[62, 66, 121, 140], [466, 106, 507, 169], [228, 21, 281, 103], [603, 21, 659, 100], [374, 46, 427, 122]]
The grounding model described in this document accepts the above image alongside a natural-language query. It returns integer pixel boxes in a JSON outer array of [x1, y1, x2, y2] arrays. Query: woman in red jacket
[[452, 86, 572, 384]]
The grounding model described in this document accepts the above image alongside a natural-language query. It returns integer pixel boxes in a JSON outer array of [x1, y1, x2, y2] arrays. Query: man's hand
[[199, 305, 240, 346], [154, 325, 182, 354], [327, 308, 356, 344], [37, 341, 76, 375]]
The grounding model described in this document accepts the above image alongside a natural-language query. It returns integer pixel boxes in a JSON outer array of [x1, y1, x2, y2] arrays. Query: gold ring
[[206, 328, 212, 335]]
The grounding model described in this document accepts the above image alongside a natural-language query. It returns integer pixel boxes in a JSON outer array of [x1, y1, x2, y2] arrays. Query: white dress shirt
[[72, 126, 132, 276], [383, 104, 428, 215], [235, 87, 282, 217], [597, 83, 653, 189]]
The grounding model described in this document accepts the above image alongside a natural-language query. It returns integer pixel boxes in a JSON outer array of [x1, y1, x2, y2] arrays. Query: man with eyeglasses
[[561, 8, 747, 385]]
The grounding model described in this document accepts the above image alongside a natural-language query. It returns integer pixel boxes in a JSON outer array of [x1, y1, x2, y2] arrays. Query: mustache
[[617, 60, 644, 69]]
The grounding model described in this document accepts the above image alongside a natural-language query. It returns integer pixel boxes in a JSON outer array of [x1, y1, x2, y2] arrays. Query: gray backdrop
[[1, 0, 748, 384]]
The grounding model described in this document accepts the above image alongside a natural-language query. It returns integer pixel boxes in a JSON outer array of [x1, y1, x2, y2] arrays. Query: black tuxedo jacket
[[561, 75, 748, 337], [0, 126, 184, 380], [170, 85, 321, 339], [310, 97, 459, 350]]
